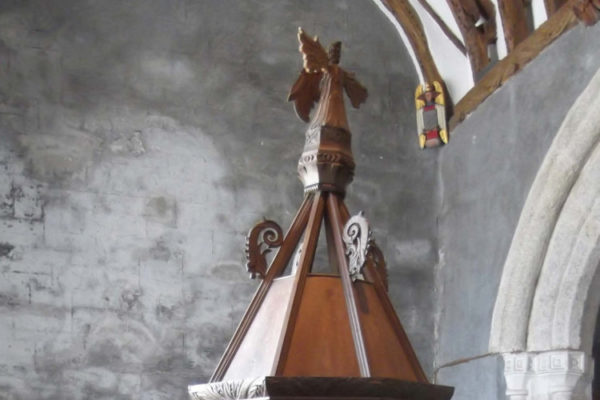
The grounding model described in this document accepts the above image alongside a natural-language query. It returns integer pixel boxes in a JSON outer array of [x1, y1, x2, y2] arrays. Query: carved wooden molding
[[446, 0, 497, 73], [382, 0, 442, 84], [498, 0, 530, 52], [448, 0, 580, 130]]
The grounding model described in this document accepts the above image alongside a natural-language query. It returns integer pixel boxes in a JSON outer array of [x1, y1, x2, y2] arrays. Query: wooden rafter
[[448, 1, 579, 130], [572, 0, 600, 25], [416, 0, 467, 55], [446, 0, 497, 73], [498, 0, 530, 52], [382, 0, 442, 84], [545, 0, 569, 15]]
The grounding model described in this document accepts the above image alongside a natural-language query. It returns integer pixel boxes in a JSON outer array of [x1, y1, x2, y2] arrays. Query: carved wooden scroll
[[245, 219, 283, 279], [343, 212, 373, 282]]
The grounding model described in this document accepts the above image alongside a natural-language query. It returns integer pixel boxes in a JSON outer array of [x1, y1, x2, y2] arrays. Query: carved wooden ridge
[[209, 29, 430, 388]]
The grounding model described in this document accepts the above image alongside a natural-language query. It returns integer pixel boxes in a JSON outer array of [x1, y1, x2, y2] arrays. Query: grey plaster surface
[[435, 22, 600, 369], [435, 355, 505, 400], [0, 1, 439, 399]]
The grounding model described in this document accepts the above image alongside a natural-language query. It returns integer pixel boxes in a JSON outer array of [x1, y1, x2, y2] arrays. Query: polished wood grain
[[280, 276, 360, 376]]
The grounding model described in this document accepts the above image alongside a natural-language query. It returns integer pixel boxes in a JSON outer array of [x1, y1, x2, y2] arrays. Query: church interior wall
[[434, 22, 600, 400], [0, 1, 441, 399], [1, 1, 600, 399]]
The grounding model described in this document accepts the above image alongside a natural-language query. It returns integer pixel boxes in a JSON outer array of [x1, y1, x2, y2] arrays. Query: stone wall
[[0, 1, 439, 399], [434, 23, 600, 400]]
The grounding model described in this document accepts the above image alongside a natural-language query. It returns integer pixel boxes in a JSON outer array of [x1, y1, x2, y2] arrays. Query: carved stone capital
[[502, 351, 592, 400]]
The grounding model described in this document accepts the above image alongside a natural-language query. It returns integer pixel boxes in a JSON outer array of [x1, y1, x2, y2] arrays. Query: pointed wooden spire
[[189, 29, 453, 400]]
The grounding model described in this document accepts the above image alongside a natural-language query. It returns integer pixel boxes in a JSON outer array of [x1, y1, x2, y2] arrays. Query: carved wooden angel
[[415, 81, 448, 149], [288, 28, 368, 131]]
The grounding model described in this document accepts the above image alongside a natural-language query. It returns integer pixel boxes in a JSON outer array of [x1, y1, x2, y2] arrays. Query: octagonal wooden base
[[189, 377, 454, 400]]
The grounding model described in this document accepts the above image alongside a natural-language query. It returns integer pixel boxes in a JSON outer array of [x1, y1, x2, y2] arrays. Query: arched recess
[[489, 65, 600, 354]]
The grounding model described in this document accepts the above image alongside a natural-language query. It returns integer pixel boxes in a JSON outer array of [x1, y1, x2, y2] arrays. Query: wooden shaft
[[274, 192, 326, 374], [339, 203, 428, 383], [383, 0, 443, 84], [498, 0, 530, 52], [417, 0, 467, 55], [211, 195, 313, 381], [324, 212, 341, 274], [326, 193, 371, 377]]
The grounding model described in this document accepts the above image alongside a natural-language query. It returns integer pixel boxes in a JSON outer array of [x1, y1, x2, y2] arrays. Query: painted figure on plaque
[[415, 81, 448, 149]]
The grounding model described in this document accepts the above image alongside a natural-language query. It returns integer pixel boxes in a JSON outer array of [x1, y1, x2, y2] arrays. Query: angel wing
[[343, 72, 368, 109], [288, 70, 322, 122], [415, 84, 425, 110], [433, 81, 445, 105], [297, 27, 329, 73]]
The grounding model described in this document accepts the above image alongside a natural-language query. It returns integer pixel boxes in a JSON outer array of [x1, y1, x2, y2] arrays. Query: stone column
[[503, 351, 592, 400]]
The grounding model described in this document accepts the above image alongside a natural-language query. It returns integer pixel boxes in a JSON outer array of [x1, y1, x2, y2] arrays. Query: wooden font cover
[[189, 28, 453, 400]]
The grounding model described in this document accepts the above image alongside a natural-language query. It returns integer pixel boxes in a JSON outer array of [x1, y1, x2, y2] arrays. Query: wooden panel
[[281, 276, 360, 376], [355, 281, 420, 380], [223, 277, 294, 380]]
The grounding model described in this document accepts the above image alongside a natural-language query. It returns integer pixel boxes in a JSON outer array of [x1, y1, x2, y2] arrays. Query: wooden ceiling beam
[[446, 0, 497, 73], [382, 0, 442, 84], [498, 0, 530, 52], [449, 0, 582, 130], [572, 0, 600, 25], [416, 0, 467, 55], [545, 0, 569, 15]]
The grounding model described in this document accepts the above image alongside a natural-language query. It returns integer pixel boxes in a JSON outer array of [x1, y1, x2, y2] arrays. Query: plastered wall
[[0, 1, 439, 399]]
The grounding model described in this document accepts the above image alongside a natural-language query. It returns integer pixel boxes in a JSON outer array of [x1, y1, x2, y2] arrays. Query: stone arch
[[489, 66, 600, 354], [489, 67, 600, 399], [527, 142, 600, 353]]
